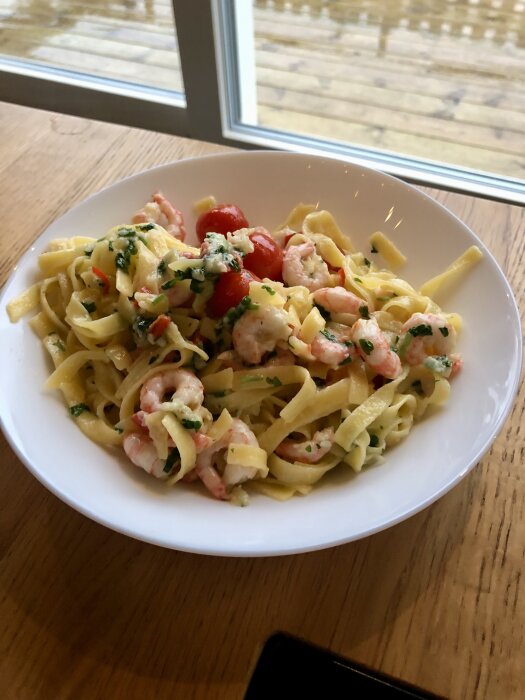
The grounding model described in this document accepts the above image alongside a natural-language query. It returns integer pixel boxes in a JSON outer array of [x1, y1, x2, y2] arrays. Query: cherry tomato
[[196, 204, 249, 243], [243, 229, 283, 281], [207, 269, 259, 318]]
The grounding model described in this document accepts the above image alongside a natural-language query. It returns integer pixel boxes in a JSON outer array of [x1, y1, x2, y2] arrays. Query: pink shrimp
[[311, 323, 356, 367], [400, 313, 456, 366], [140, 368, 204, 414], [123, 432, 178, 480], [276, 427, 334, 464], [132, 191, 186, 241], [194, 419, 260, 500], [232, 306, 291, 365], [313, 286, 373, 315], [352, 317, 402, 379], [282, 241, 333, 291]]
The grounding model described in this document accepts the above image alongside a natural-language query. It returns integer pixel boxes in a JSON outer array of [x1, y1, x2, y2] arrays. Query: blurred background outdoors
[[1, 0, 524, 180]]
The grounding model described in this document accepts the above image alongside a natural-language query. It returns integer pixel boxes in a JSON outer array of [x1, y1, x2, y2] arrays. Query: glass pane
[[0, 0, 183, 94], [249, 0, 525, 181]]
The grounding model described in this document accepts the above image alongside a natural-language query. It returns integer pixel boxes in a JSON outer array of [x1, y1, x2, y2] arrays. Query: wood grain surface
[[0, 102, 524, 700]]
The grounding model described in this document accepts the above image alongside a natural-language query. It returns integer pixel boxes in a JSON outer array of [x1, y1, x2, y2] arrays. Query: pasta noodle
[[7, 192, 482, 505]]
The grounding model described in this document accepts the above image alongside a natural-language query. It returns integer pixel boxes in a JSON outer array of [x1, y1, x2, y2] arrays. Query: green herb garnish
[[152, 294, 166, 306], [359, 338, 374, 355], [369, 434, 379, 448], [439, 327, 449, 337], [163, 447, 180, 474], [339, 356, 353, 366], [363, 257, 371, 267], [305, 445, 312, 453], [229, 258, 241, 272], [137, 223, 155, 232], [81, 300, 96, 314], [354, 277, 363, 284], [371, 244, 378, 254], [157, 260, 167, 275], [320, 328, 338, 343], [409, 324, 432, 337], [262, 285, 276, 296], [181, 419, 202, 431], [148, 355, 159, 365], [266, 376, 283, 387], [359, 305, 369, 319], [53, 339, 66, 351], [70, 403, 89, 417], [108, 240, 114, 252]]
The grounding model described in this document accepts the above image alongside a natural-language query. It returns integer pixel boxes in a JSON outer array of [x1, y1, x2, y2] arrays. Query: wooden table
[[1, 102, 524, 699]]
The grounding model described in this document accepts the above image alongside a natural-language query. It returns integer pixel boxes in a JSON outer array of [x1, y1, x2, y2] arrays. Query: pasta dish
[[7, 192, 482, 505]]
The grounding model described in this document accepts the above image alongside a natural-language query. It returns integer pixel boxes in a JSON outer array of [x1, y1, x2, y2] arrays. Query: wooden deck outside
[[1, 0, 524, 180]]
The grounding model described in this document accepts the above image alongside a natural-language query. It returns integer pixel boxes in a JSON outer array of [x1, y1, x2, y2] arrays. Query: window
[[1, 0, 523, 204]]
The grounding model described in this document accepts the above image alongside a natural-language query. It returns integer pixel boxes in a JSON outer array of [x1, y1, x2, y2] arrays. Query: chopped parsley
[[190, 278, 204, 294], [219, 296, 259, 328], [305, 445, 312, 453], [148, 355, 159, 365], [108, 240, 114, 252], [439, 326, 449, 337], [52, 339, 66, 351], [152, 294, 166, 306], [69, 403, 89, 417], [240, 374, 264, 384], [371, 244, 378, 254], [359, 305, 369, 319], [229, 258, 241, 272], [339, 356, 353, 366], [137, 223, 155, 232], [320, 328, 338, 343], [117, 227, 136, 237], [354, 277, 363, 284], [408, 324, 433, 337], [359, 338, 374, 355], [369, 434, 379, 448], [163, 447, 180, 474], [363, 257, 371, 267], [181, 419, 202, 431], [114, 426, 124, 434], [266, 376, 283, 387], [132, 314, 155, 336], [424, 355, 452, 374], [84, 247, 94, 258], [157, 260, 167, 275], [262, 285, 276, 296], [81, 300, 97, 314]]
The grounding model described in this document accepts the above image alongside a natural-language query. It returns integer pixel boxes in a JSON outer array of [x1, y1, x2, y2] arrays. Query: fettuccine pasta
[[7, 190, 482, 505]]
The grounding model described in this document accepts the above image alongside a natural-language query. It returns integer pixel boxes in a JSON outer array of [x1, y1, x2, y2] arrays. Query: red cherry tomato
[[207, 270, 259, 318], [243, 229, 283, 281], [196, 204, 249, 243]]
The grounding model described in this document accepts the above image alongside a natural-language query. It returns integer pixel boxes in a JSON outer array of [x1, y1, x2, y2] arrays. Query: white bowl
[[0, 152, 521, 556]]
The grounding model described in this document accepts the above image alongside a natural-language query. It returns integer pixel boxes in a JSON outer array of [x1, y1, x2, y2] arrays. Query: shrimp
[[276, 427, 334, 464], [165, 283, 193, 308], [352, 317, 402, 379], [123, 432, 177, 479], [400, 313, 455, 365], [282, 242, 333, 291], [140, 368, 204, 414], [311, 323, 356, 367], [132, 191, 186, 241], [194, 419, 260, 500], [313, 286, 372, 315], [232, 306, 291, 365]]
